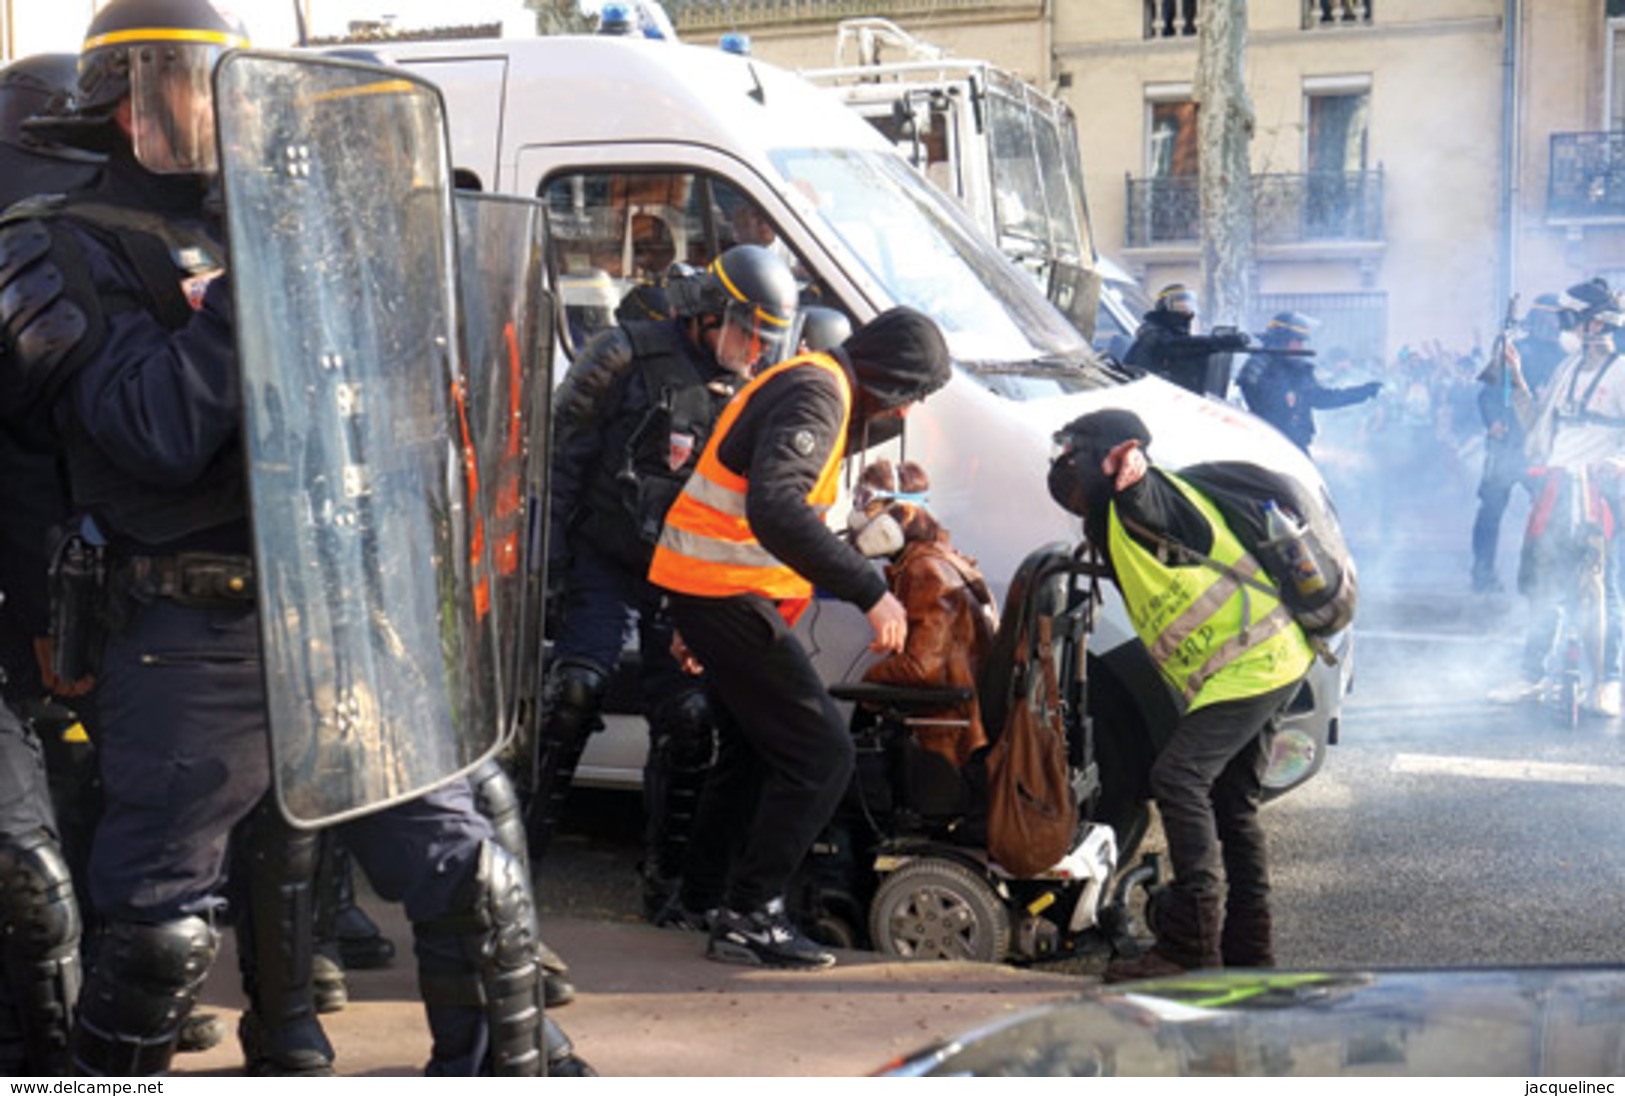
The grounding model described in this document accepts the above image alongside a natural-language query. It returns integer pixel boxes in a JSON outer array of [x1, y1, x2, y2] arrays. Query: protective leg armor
[[0, 831, 82, 1075], [470, 759, 575, 1008], [641, 688, 716, 919], [525, 660, 607, 859], [69, 916, 218, 1076], [308, 834, 349, 1014], [233, 800, 334, 1076], [414, 840, 548, 1076]]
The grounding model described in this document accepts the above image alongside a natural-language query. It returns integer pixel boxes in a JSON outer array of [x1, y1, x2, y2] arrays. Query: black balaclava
[[1047, 408, 1153, 520]]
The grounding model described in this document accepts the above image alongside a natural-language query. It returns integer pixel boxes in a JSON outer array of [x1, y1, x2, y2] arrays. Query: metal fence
[[1125, 169, 1384, 247], [1549, 131, 1625, 221]]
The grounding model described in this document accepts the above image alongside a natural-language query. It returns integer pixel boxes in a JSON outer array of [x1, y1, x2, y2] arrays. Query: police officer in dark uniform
[[0, 0, 588, 1076], [1123, 283, 1251, 397], [1236, 311, 1381, 455], [534, 243, 799, 919], [0, 51, 102, 1080]]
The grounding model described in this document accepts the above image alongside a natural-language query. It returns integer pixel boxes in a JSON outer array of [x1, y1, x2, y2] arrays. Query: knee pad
[[647, 688, 716, 771], [541, 660, 609, 747], [0, 830, 81, 1075], [413, 841, 544, 1077], [71, 916, 219, 1077], [529, 661, 611, 856]]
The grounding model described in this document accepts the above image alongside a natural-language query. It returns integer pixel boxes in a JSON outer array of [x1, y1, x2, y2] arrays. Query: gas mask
[[847, 504, 905, 559]]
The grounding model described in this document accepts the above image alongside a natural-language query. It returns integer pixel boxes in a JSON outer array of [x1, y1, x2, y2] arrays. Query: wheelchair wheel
[[868, 858, 1011, 962]]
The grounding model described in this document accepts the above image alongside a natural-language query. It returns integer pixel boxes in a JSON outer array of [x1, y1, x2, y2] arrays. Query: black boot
[[1104, 887, 1220, 983], [544, 1016, 596, 1077], [1220, 900, 1275, 968]]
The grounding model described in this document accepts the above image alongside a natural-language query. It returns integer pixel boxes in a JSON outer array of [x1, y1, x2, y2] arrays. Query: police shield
[[217, 52, 498, 826], [453, 191, 553, 750]]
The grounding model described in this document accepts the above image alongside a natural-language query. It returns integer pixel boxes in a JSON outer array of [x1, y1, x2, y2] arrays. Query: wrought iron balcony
[[1549, 131, 1625, 222], [1144, 0, 1198, 39], [1303, 0, 1372, 26], [1124, 168, 1385, 248]]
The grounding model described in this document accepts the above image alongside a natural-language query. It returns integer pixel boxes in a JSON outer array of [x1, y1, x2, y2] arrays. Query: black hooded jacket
[[709, 307, 950, 611]]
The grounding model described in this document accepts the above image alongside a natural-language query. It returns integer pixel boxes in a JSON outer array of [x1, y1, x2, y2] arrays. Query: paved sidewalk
[[174, 907, 1090, 1077]]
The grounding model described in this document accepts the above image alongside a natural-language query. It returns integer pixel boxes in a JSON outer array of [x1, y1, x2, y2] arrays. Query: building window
[[1304, 1, 1373, 27], [1145, 0, 1198, 39], [1305, 83, 1371, 237], [1138, 95, 1200, 242]]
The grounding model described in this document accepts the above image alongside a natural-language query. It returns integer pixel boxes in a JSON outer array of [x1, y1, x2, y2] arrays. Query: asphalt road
[[541, 435, 1625, 976]]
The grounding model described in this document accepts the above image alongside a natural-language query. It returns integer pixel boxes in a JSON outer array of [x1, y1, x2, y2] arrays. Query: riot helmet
[[0, 54, 79, 146], [48, 0, 250, 172], [1148, 283, 1196, 335], [1263, 310, 1318, 349], [797, 306, 853, 353], [669, 244, 799, 373]]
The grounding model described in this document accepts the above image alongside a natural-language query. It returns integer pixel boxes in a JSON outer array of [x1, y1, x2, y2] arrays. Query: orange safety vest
[[648, 352, 851, 600]]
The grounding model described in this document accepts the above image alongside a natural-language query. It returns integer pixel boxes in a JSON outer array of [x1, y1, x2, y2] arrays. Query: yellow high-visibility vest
[[1108, 472, 1314, 710]]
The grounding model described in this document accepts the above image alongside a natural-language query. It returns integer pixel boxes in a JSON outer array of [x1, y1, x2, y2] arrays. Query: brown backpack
[[985, 614, 1077, 875]]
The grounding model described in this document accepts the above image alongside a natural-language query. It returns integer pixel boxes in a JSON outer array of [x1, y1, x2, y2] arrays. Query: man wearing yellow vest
[[1047, 409, 1315, 981], [649, 306, 951, 968]]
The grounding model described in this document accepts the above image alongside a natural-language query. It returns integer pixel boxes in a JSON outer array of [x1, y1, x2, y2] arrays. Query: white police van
[[373, 33, 1350, 800]]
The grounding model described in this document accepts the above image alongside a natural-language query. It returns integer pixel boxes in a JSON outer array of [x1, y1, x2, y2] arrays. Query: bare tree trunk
[[1195, 0, 1255, 333], [526, 0, 595, 35]]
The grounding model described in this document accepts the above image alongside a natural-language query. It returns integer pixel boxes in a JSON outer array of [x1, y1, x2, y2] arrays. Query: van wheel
[[869, 859, 1010, 962]]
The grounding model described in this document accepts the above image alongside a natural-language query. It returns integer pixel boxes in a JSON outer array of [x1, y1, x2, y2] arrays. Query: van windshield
[[771, 147, 1104, 389]]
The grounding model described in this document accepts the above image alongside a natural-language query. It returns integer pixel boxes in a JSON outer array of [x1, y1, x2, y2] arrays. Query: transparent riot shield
[[453, 191, 553, 752], [216, 52, 498, 826]]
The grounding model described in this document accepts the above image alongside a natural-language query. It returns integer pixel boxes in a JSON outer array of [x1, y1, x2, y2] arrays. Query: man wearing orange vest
[[648, 307, 951, 968]]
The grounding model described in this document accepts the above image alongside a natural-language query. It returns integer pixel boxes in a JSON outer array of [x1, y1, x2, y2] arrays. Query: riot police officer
[[535, 244, 799, 918], [0, 51, 101, 1079], [1123, 283, 1251, 396], [0, 0, 587, 1076]]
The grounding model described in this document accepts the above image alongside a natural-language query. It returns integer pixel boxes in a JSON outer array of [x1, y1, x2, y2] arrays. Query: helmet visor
[[716, 296, 795, 372], [129, 40, 228, 174]]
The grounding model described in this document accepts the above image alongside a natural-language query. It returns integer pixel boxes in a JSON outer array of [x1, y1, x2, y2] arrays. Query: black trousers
[[1149, 680, 1302, 912], [668, 593, 853, 913]]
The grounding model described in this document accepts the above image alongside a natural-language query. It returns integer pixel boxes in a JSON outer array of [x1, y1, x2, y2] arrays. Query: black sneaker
[[707, 899, 836, 969], [652, 893, 714, 933]]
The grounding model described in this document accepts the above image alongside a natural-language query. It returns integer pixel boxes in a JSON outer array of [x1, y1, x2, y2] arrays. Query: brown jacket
[[862, 537, 998, 767]]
